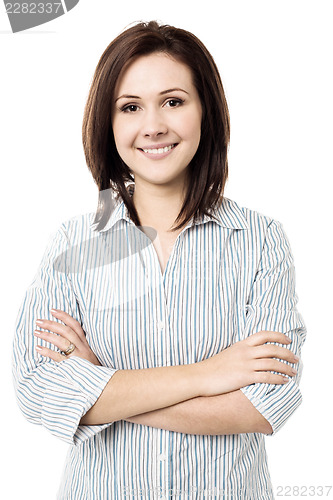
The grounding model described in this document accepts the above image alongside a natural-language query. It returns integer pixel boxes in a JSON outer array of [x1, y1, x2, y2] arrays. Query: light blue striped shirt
[[12, 193, 306, 499]]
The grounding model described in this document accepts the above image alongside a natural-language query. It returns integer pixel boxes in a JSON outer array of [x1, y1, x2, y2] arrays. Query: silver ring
[[62, 342, 76, 356]]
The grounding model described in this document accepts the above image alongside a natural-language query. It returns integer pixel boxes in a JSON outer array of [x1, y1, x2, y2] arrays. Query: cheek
[[178, 108, 202, 144], [185, 122, 201, 149], [112, 120, 135, 151]]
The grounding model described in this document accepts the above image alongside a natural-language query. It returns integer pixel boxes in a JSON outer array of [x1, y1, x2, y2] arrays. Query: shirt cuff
[[240, 379, 302, 435], [41, 356, 118, 445]]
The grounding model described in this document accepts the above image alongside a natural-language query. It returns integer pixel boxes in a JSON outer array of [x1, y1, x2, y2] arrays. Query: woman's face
[[111, 52, 202, 191]]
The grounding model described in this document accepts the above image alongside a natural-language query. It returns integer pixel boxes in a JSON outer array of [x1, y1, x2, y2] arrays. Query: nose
[[141, 108, 168, 138]]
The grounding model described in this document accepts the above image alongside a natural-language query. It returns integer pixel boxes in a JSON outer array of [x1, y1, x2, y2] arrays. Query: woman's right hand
[[196, 330, 299, 397]]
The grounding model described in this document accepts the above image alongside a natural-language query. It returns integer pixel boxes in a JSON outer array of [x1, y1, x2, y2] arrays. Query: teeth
[[142, 144, 175, 154]]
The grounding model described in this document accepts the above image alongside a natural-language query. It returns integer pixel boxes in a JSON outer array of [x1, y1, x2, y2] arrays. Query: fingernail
[[35, 346, 43, 351], [34, 330, 41, 335], [50, 309, 59, 314], [291, 368, 297, 375], [294, 356, 299, 362], [36, 320, 44, 325]]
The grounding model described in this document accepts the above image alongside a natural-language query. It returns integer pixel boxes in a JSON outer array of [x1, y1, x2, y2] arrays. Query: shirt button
[[158, 453, 167, 461], [158, 321, 164, 330]]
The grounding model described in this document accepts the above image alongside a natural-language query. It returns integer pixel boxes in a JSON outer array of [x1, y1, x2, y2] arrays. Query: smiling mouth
[[138, 144, 177, 155]]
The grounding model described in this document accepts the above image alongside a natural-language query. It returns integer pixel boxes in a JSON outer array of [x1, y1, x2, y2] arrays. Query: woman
[[12, 21, 306, 499]]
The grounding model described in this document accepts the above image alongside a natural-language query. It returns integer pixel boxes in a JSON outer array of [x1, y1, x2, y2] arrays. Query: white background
[[1, 1, 332, 498]]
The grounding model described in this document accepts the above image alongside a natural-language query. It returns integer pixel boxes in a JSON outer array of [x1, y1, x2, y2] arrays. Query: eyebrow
[[114, 88, 189, 103]]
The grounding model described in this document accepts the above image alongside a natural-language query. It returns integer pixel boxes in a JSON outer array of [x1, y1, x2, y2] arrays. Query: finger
[[35, 345, 66, 363], [252, 371, 291, 385], [254, 344, 299, 364], [50, 309, 86, 342], [34, 321, 82, 348], [247, 330, 292, 347], [34, 330, 74, 353], [36, 318, 73, 337], [253, 358, 298, 377]]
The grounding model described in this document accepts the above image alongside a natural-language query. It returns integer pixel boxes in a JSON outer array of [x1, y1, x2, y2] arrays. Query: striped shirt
[[12, 191, 306, 499]]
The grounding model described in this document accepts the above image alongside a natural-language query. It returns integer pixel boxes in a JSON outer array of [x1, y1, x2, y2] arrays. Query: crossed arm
[[124, 390, 273, 435], [33, 310, 299, 436]]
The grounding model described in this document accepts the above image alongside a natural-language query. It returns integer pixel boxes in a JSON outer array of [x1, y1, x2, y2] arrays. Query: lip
[[137, 143, 178, 160], [139, 142, 177, 150]]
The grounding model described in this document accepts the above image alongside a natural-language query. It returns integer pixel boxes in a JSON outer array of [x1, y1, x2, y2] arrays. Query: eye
[[165, 98, 184, 108], [121, 104, 140, 113]]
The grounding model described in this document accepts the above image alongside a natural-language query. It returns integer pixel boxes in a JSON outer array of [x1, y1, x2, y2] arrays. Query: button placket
[[157, 453, 169, 500], [156, 430, 170, 500]]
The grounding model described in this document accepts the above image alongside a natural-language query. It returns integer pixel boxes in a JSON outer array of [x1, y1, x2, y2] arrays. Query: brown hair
[[82, 20, 230, 232]]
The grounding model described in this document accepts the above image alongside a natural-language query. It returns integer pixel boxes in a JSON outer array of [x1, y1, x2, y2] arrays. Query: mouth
[[137, 143, 178, 159]]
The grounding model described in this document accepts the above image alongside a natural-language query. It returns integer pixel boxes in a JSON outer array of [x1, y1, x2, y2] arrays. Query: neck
[[132, 181, 187, 234]]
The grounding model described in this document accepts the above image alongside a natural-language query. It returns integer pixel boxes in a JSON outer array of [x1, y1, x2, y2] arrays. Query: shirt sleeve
[[12, 225, 119, 446], [239, 219, 307, 435]]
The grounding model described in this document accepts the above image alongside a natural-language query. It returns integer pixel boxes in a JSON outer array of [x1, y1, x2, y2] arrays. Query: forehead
[[115, 52, 195, 94]]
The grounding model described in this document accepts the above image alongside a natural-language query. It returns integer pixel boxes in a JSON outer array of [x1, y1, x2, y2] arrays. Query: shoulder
[[221, 196, 278, 230], [53, 212, 98, 243], [220, 197, 289, 250]]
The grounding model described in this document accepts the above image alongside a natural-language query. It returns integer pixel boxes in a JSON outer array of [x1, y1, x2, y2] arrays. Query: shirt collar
[[91, 185, 249, 233]]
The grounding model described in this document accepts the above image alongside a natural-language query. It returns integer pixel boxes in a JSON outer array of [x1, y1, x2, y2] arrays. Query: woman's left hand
[[34, 309, 101, 366]]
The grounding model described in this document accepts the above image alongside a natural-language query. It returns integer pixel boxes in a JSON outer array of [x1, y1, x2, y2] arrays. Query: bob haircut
[[82, 20, 230, 233]]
